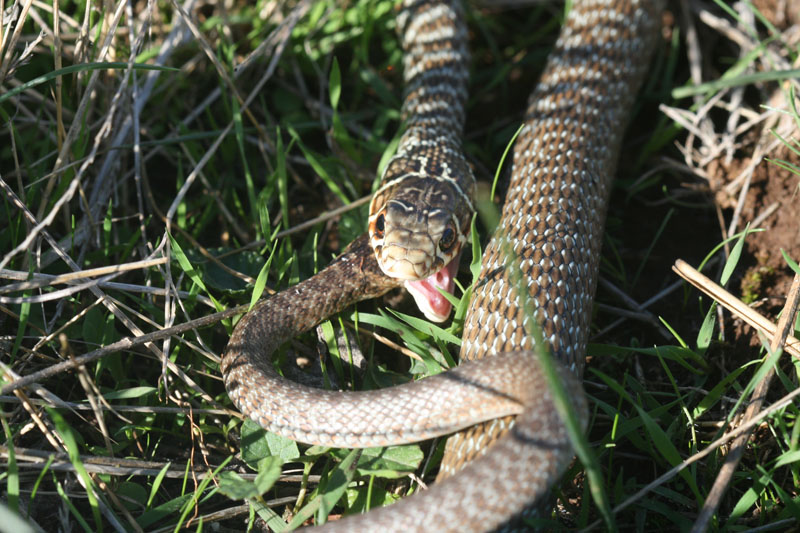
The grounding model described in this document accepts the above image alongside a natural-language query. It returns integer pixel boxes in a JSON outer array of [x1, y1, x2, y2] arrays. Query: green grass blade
[[48, 409, 103, 530], [720, 223, 750, 285], [672, 68, 800, 99], [289, 449, 361, 528], [1, 419, 19, 513], [250, 239, 280, 310]]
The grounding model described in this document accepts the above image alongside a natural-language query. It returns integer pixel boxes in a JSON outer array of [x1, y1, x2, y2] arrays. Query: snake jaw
[[404, 252, 461, 322]]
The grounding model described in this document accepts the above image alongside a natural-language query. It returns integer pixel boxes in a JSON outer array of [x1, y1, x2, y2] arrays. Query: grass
[[2, 0, 800, 531]]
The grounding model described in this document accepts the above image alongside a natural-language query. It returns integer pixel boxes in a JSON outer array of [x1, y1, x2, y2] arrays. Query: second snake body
[[222, 1, 664, 530]]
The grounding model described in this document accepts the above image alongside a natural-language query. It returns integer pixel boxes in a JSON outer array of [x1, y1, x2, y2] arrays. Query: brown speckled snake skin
[[222, 1, 663, 530]]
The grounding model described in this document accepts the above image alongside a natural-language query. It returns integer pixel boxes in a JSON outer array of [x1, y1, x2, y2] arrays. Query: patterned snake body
[[369, 1, 475, 322], [222, 0, 663, 530]]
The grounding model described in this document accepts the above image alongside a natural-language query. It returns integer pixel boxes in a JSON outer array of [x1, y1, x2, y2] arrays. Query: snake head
[[368, 174, 472, 322]]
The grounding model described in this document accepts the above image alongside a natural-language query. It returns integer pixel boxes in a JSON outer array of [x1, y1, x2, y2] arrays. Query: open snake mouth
[[403, 251, 462, 322], [369, 209, 467, 322]]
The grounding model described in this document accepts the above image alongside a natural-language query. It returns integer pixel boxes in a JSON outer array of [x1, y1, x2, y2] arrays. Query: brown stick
[[672, 260, 800, 358]]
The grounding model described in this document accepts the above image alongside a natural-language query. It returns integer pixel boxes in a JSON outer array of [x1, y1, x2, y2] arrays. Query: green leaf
[[288, 127, 349, 204], [354, 311, 445, 375], [217, 470, 262, 500], [241, 419, 300, 468], [328, 56, 357, 159], [588, 344, 705, 374], [659, 315, 688, 348], [258, 186, 274, 241], [695, 300, 717, 355], [255, 457, 284, 494], [250, 240, 279, 311], [169, 232, 223, 310], [252, 500, 289, 532], [721, 223, 750, 286], [82, 306, 107, 347], [376, 132, 402, 183], [232, 95, 257, 223], [146, 463, 172, 510], [355, 445, 423, 477], [697, 228, 765, 273], [782, 249, 799, 275], [275, 127, 290, 230], [332, 444, 423, 478], [726, 343, 783, 424], [1, 420, 18, 513], [387, 309, 462, 346], [116, 482, 148, 511], [490, 123, 524, 201], [214, 456, 282, 501], [201, 248, 267, 293], [174, 457, 232, 529], [691, 366, 747, 420], [346, 484, 398, 514], [468, 214, 482, 282], [137, 494, 194, 529], [775, 450, 800, 469], [54, 481, 92, 531], [672, 68, 800, 99], [48, 409, 102, 529]]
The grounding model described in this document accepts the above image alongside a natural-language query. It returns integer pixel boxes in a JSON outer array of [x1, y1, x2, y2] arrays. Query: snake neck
[[396, 0, 470, 141], [387, 0, 472, 187], [221, 235, 401, 377]]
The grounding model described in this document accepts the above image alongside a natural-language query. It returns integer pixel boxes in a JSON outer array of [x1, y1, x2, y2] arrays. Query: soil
[[708, 133, 799, 349]]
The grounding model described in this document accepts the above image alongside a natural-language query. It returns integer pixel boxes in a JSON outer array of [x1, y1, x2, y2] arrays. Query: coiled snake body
[[222, 1, 663, 530]]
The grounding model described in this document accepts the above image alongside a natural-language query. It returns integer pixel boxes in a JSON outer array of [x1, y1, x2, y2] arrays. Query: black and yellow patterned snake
[[222, 0, 663, 530]]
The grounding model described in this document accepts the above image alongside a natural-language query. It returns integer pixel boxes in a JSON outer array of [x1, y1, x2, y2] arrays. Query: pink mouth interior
[[404, 254, 462, 323]]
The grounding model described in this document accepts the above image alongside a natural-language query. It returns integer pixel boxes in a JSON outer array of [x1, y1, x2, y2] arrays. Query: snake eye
[[373, 213, 385, 238], [439, 226, 456, 252]]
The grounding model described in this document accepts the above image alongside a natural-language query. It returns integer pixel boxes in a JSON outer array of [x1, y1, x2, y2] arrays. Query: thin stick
[[0, 305, 247, 396], [0, 445, 318, 483], [672, 260, 800, 358], [0, 257, 168, 293]]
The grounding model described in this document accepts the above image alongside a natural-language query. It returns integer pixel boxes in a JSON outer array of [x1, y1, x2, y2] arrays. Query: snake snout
[[378, 241, 435, 280]]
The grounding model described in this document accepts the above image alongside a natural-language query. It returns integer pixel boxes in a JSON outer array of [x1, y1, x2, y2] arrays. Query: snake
[[221, 0, 663, 530], [367, 0, 475, 323]]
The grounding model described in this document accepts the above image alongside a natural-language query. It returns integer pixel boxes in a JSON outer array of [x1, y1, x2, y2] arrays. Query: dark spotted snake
[[222, 0, 663, 530]]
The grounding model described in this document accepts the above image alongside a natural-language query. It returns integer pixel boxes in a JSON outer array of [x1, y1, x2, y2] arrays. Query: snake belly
[[221, 0, 664, 531]]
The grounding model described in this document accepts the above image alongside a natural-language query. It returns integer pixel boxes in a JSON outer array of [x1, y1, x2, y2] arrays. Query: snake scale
[[222, 0, 663, 530]]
